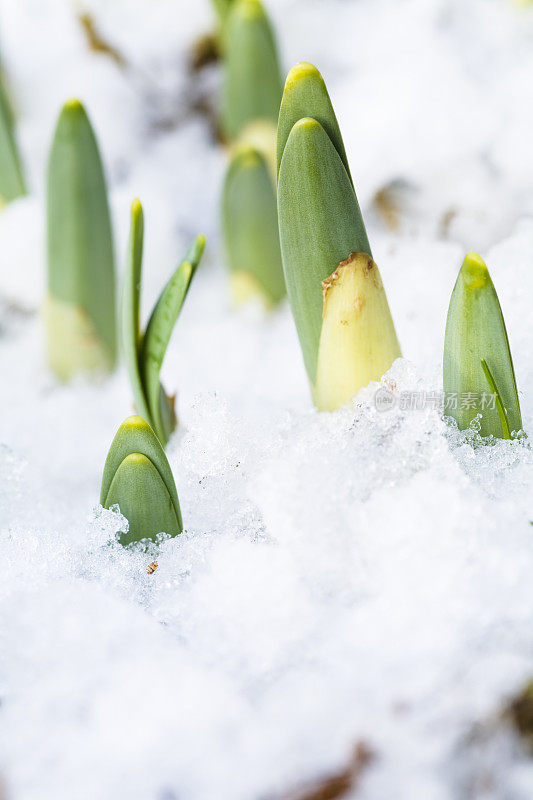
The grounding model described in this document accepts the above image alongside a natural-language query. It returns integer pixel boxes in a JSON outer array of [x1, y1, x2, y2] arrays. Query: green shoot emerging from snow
[[122, 199, 205, 447], [46, 99, 116, 381], [443, 251, 522, 439], [277, 63, 400, 410], [101, 415, 182, 545], [222, 138, 285, 306]]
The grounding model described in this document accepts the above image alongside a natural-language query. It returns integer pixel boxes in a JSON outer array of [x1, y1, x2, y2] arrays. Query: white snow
[[2, 0, 533, 798]]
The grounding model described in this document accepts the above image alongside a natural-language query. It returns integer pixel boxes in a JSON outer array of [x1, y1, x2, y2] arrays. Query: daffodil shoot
[[277, 63, 400, 410], [46, 99, 116, 381], [122, 199, 205, 447], [443, 251, 522, 439], [222, 141, 285, 306], [100, 415, 182, 545], [221, 0, 282, 142]]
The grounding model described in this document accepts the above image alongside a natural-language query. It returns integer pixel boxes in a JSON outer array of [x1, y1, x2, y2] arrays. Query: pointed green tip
[[290, 116, 322, 135], [285, 62, 322, 91], [194, 234, 206, 259], [62, 98, 85, 116], [277, 61, 351, 183], [64, 98, 83, 111], [461, 251, 489, 289], [234, 0, 265, 20], [122, 452, 151, 469], [232, 145, 265, 170], [185, 233, 206, 268], [56, 98, 90, 135], [131, 197, 143, 222], [283, 117, 325, 156], [121, 414, 154, 434]]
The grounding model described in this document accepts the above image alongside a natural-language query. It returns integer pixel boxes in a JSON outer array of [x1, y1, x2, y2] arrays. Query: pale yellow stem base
[[230, 270, 273, 309], [313, 252, 401, 412], [233, 120, 277, 184], [45, 294, 113, 381]]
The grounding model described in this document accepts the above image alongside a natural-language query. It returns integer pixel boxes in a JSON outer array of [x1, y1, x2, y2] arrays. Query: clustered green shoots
[[0, 69, 25, 205], [46, 99, 116, 381], [219, 0, 285, 306], [122, 199, 205, 447], [277, 63, 401, 411], [443, 251, 522, 439], [100, 415, 182, 545]]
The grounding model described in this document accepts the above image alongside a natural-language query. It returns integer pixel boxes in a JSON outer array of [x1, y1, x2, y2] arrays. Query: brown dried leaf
[[77, 13, 127, 68], [188, 33, 221, 73]]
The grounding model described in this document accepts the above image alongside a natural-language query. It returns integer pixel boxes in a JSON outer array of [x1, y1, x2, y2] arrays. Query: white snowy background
[[2, 0, 533, 798]]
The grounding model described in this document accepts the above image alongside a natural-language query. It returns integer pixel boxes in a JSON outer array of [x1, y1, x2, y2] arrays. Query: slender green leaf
[[277, 117, 371, 382], [221, 0, 283, 140], [222, 145, 285, 305], [0, 71, 25, 203], [143, 261, 191, 444], [480, 358, 512, 439], [183, 234, 207, 268], [121, 198, 205, 446], [47, 98, 116, 378], [277, 62, 350, 184], [157, 383, 178, 446], [100, 414, 182, 528], [443, 251, 522, 438], [141, 235, 205, 445], [121, 199, 151, 422]]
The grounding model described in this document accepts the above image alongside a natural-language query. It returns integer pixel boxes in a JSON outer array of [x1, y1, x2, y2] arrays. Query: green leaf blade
[[0, 73, 25, 203], [105, 453, 180, 546], [277, 117, 371, 383], [100, 415, 182, 530], [480, 358, 512, 439], [46, 99, 116, 378], [221, 0, 283, 141], [443, 252, 522, 438], [141, 236, 205, 444], [121, 199, 152, 424], [211, 0, 234, 23], [184, 233, 207, 269], [222, 145, 285, 305]]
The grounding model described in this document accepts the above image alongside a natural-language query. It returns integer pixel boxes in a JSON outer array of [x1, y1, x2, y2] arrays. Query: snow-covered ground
[[2, 0, 533, 798]]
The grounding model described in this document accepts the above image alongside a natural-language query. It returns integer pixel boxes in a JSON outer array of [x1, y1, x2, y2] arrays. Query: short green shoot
[[46, 98, 116, 381], [443, 252, 522, 439], [101, 415, 182, 545]]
